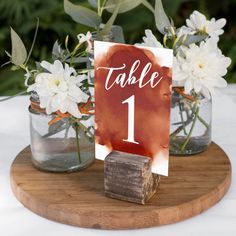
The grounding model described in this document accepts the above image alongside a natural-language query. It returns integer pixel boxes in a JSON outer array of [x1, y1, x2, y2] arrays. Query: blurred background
[[0, 0, 235, 95]]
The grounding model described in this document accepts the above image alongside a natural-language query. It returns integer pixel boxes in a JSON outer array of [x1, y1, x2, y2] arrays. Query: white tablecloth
[[0, 86, 236, 236]]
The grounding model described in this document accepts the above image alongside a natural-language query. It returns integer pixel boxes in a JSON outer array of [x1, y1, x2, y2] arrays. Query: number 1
[[122, 95, 139, 144]]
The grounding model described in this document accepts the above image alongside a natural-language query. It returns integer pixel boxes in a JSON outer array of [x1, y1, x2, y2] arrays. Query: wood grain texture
[[10, 142, 231, 229], [104, 151, 160, 204]]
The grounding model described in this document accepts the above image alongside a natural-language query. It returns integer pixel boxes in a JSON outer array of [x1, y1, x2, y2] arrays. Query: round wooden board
[[10, 142, 231, 230]]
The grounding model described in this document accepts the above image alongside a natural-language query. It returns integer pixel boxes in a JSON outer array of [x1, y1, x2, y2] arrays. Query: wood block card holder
[[104, 151, 160, 204]]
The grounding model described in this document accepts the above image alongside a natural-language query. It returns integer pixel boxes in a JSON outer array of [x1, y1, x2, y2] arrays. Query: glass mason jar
[[86, 31, 115, 92], [170, 87, 212, 155], [87, 31, 114, 68], [29, 94, 94, 172]]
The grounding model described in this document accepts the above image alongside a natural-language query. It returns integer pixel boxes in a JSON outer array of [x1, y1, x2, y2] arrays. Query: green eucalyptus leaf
[[154, 0, 171, 34], [110, 25, 125, 43], [10, 65, 20, 71], [142, 0, 155, 13], [183, 34, 208, 46], [10, 27, 27, 66], [170, 17, 175, 27], [64, 0, 101, 28], [52, 40, 61, 57], [35, 61, 42, 71], [105, 0, 142, 13], [88, 0, 98, 8], [99, 24, 125, 43], [52, 40, 66, 60], [66, 57, 89, 64], [101, 2, 121, 36]]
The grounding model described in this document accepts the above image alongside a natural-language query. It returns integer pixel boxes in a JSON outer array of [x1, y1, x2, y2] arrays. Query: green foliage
[[64, 0, 101, 28], [105, 0, 142, 13], [154, 0, 171, 34], [0, 0, 236, 95], [102, 2, 121, 35], [0, 0, 91, 95], [63, 0, 145, 37], [10, 28, 27, 66]]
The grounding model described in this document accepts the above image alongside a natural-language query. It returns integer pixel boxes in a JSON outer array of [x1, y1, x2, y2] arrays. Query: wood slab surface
[[10, 142, 231, 229]]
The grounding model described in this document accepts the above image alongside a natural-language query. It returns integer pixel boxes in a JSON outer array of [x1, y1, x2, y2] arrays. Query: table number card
[[94, 41, 173, 176]]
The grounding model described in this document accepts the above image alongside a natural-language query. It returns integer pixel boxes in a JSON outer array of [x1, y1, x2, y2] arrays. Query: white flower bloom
[[173, 38, 231, 96], [136, 29, 163, 48], [27, 60, 89, 118], [77, 31, 92, 51], [185, 10, 226, 39]]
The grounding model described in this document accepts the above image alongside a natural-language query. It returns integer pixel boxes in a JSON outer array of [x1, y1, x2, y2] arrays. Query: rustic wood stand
[[10, 142, 231, 229], [104, 151, 160, 204]]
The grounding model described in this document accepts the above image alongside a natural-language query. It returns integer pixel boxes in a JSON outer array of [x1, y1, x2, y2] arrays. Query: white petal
[[215, 18, 226, 29], [39, 96, 50, 108], [214, 78, 228, 88], [64, 63, 76, 76], [193, 80, 202, 93], [52, 60, 64, 74], [51, 93, 65, 110], [69, 85, 89, 103], [223, 57, 232, 68], [136, 29, 163, 48], [58, 79, 68, 92], [45, 99, 53, 115], [67, 101, 81, 118], [177, 26, 194, 37], [59, 99, 69, 114], [184, 79, 193, 94], [40, 61, 53, 73], [172, 80, 185, 87], [201, 87, 211, 100]]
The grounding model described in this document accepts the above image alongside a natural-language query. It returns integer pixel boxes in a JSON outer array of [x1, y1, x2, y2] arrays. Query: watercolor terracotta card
[[94, 41, 173, 176]]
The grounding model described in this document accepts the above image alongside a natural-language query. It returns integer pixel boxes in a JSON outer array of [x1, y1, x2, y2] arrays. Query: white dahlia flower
[[173, 38, 231, 96], [185, 11, 226, 39], [136, 29, 163, 48], [28, 60, 89, 118]]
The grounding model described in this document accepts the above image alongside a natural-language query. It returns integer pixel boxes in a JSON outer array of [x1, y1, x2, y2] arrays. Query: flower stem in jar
[[75, 123, 82, 164]]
